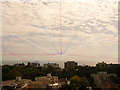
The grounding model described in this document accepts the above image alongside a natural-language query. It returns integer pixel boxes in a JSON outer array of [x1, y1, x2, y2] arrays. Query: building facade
[[91, 72, 117, 88], [2, 77, 31, 90], [35, 74, 58, 83], [43, 63, 59, 68], [96, 61, 109, 68], [27, 62, 40, 67], [64, 61, 78, 69]]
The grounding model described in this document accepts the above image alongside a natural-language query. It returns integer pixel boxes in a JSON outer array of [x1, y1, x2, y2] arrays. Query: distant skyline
[[2, 59, 115, 68], [2, 0, 119, 66]]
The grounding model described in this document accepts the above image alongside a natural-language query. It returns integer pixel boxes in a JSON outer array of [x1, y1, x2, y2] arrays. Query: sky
[[1, 0, 119, 67]]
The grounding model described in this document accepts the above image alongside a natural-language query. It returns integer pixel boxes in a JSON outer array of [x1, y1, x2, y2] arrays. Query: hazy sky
[[1, 0, 119, 67]]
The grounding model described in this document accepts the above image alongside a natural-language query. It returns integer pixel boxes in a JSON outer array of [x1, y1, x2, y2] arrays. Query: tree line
[[2, 64, 120, 87]]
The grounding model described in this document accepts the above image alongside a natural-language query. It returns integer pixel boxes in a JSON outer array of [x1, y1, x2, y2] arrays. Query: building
[[64, 61, 78, 69], [96, 61, 109, 68], [91, 72, 117, 88], [2, 77, 31, 90], [28, 81, 50, 88], [96, 62, 120, 68], [43, 63, 59, 68], [109, 63, 120, 67], [35, 74, 58, 83], [27, 62, 40, 67], [29, 74, 60, 89], [13, 63, 25, 67], [48, 83, 61, 89]]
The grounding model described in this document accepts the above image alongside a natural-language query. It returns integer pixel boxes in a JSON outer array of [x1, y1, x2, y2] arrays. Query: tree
[[109, 75, 118, 84], [10, 70, 22, 77], [70, 76, 90, 90], [79, 77, 90, 88], [70, 75, 81, 89], [2, 66, 10, 74]]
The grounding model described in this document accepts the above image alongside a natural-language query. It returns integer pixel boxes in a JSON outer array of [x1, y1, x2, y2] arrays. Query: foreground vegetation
[[2, 65, 120, 87]]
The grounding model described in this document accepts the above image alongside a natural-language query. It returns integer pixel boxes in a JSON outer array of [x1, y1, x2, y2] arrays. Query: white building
[[30, 74, 60, 89], [35, 74, 58, 83]]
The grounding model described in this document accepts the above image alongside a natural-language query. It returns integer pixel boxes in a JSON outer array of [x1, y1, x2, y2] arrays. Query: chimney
[[16, 76, 21, 82]]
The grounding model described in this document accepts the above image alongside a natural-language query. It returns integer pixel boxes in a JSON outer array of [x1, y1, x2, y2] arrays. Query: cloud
[[2, 0, 118, 65]]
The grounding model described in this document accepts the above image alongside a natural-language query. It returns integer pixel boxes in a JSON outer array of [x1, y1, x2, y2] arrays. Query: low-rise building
[[91, 72, 117, 88], [2, 77, 31, 90], [13, 63, 25, 67], [29, 74, 59, 89], [27, 62, 40, 67], [43, 63, 59, 68], [96, 62, 120, 68], [96, 61, 109, 68], [35, 74, 58, 83], [28, 81, 50, 88], [109, 63, 120, 67]]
